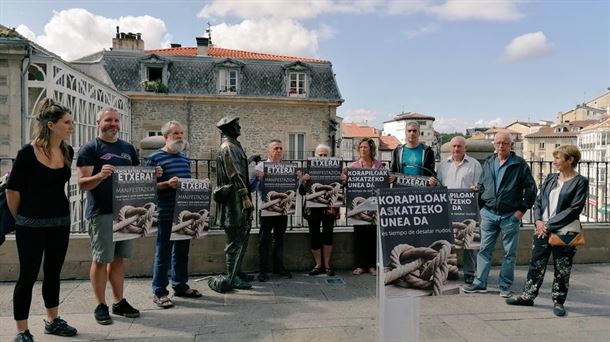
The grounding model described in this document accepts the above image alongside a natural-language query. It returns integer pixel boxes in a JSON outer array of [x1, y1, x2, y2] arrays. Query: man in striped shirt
[[146, 121, 201, 309]]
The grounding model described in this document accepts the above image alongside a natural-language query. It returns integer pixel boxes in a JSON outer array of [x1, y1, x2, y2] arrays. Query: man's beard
[[101, 126, 118, 137], [168, 139, 186, 152]]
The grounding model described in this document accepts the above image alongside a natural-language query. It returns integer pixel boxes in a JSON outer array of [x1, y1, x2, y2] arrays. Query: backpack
[[0, 173, 16, 246]]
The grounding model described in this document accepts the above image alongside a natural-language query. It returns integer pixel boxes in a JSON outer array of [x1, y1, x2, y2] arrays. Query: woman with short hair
[[299, 144, 339, 276], [506, 145, 588, 317]]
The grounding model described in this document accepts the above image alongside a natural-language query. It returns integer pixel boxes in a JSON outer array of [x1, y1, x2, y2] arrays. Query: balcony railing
[[2, 158, 609, 234]]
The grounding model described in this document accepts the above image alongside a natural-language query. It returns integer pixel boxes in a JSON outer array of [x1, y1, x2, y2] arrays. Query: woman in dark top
[[298, 144, 341, 276], [6, 99, 77, 341], [350, 138, 385, 276], [506, 145, 588, 317]]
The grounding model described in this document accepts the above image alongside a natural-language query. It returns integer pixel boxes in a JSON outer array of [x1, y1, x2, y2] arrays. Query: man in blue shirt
[[146, 121, 201, 309], [390, 121, 437, 185]]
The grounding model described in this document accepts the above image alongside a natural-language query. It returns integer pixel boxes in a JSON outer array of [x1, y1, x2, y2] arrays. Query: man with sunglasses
[[463, 131, 536, 298], [390, 121, 437, 185]]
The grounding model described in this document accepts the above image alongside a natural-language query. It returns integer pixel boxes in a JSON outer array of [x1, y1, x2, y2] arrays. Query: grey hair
[[96, 107, 118, 121], [315, 144, 331, 154], [450, 136, 467, 145], [405, 121, 420, 130], [494, 131, 513, 143], [161, 121, 183, 136], [268, 139, 282, 149]]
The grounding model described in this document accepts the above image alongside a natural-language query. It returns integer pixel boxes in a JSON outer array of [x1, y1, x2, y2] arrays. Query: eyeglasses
[[494, 141, 511, 146]]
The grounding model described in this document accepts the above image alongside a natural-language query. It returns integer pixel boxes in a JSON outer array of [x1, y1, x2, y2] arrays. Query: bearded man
[[145, 121, 202, 308]]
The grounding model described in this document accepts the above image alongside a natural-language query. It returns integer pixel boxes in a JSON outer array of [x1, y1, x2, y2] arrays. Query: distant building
[[524, 121, 596, 161], [340, 122, 381, 161], [378, 135, 401, 162], [466, 127, 488, 136], [506, 120, 551, 158], [577, 118, 610, 221], [558, 91, 610, 123], [382, 112, 436, 147]]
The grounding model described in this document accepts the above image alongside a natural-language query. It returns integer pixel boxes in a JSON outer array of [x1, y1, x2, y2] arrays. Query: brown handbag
[[548, 219, 585, 247]]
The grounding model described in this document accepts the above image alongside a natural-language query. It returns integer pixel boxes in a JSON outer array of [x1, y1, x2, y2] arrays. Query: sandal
[[153, 295, 174, 309], [352, 267, 366, 275], [174, 288, 202, 298]]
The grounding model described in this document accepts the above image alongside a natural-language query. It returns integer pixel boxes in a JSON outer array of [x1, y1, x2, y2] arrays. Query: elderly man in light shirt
[[436, 136, 482, 285]]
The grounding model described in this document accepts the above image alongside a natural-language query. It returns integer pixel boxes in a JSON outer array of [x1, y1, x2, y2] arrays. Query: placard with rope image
[[377, 186, 460, 296], [305, 157, 343, 208], [261, 162, 298, 217], [112, 166, 158, 242], [171, 178, 212, 240], [346, 168, 389, 225], [448, 189, 481, 250]]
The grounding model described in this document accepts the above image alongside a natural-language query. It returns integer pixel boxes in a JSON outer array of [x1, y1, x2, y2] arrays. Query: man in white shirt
[[436, 136, 482, 284]]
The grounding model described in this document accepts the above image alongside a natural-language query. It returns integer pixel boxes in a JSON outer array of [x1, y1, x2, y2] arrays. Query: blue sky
[[1, 0, 608, 133]]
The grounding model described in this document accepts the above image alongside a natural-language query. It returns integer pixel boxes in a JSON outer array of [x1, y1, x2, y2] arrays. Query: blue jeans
[[152, 218, 191, 296], [473, 208, 521, 290]]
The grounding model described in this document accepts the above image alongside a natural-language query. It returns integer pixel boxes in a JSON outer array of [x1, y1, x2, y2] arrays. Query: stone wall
[[1, 225, 608, 281], [128, 94, 340, 160]]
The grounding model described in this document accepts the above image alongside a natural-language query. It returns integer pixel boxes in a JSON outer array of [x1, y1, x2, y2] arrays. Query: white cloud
[[342, 108, 379, 124], [211, 18, 332, 57], [15, 25, 36, 41], [16, 8, 172, 61], [498, 31, 554, 63], [474, 117, 505, 127], [403, 23, 439, 39], [434, 117, 471, 133], [388, 0, 525, 21], [199, 0, 381, 20]]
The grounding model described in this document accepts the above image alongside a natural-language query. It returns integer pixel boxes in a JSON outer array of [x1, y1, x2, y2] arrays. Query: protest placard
[[392, 173, 429, 187], [171, 178, 211, 240], [346, 168, 389, 225], [261, 162, 298, 216], [112, 166, 157, 241], [305, 157, 343, 208], [448, 189, 480, 249]]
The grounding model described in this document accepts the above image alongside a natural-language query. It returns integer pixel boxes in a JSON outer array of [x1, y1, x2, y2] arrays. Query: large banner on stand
[[261, 162, 298, 217], [304, 157, 343, 208], [448, 189, 480, 250], [377, 186, 459, 342], [112, 166, 158, 241], [346, 168, 389, 226], [171, 178, 212, 240]]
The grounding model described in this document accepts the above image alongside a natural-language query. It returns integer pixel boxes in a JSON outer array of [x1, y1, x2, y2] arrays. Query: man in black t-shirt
[[77, 108, 145, 325]]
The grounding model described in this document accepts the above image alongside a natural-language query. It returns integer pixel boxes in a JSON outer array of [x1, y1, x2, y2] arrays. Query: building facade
[[578, 118, 610, 221], [71, 33, 343, 161]]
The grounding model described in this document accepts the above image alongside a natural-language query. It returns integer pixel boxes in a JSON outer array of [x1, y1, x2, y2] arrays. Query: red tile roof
[[524, 126, 578, 138], [378, 135, 401, 150], [341, 122, 381, 138], [144, 46, 328, 63]]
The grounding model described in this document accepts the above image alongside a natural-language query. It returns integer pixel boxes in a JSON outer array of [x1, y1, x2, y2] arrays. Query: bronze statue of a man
[[210, 116, 254, 292]]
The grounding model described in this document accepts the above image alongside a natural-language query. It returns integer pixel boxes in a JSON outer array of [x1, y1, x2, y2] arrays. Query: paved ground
[[0, 264, 608, 341]]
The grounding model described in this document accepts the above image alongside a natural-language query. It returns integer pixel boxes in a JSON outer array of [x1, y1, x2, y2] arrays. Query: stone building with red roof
[[70, 30, 344, 159]]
